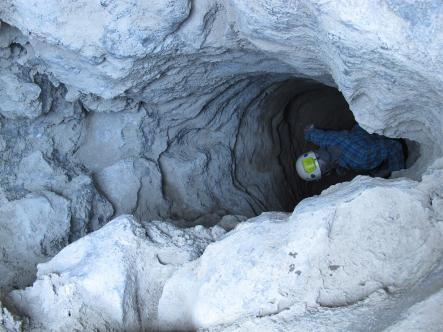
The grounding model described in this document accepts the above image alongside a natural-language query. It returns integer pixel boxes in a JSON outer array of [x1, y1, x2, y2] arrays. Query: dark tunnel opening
[[231, 75, 419, 216], [276, 83, 358, 210], [241, 78, 417, 216], [232, 78, 358, 216]]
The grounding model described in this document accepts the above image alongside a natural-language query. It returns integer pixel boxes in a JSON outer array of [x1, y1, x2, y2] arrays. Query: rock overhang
[[2, 1, 441, 150], [0, 0, 440, 246]]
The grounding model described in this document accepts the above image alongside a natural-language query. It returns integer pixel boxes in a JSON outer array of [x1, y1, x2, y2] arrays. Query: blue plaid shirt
[[305, 125, 404, 172]]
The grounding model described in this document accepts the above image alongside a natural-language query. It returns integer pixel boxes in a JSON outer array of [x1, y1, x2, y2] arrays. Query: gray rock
[[16, 151, 68, 192], [217, 214, 247, 231], [0, 191, 70, 293], [74, 108, 145, 172], [62, 175, 114, 241], [95, 159, 141, 216], [6, 215, 225, 331], [0, 70, 41, 119]]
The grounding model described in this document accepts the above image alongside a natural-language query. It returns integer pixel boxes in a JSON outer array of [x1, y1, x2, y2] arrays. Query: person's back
[[304, 124, 405, 176]]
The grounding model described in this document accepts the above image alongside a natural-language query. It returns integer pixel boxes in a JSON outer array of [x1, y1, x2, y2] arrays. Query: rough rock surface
[[1, 0, 442, 222], [158, 173, 443, 330], [384, 289, 443, 332], [0, 300, 23, 332], [7, 215, 225, 331], [0, 0, 442, 331], [4, 169, 443, 331], [0, 191, 70, 294]]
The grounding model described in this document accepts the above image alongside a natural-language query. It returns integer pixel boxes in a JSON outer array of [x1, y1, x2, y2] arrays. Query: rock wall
[[0, 23, 352, 228], [0, 0, 443, 331], [1, 0, 441, 225]]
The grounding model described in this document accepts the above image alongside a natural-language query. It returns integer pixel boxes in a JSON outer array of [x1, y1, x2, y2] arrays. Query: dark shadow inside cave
[[279, 83, 358, 208], [224, 77, 361, 221], [248, 78, 415, 216]]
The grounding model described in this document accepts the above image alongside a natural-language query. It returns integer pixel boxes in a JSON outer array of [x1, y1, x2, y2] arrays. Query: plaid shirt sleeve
[[305, 128, 353, 168], [304, 128, 349, 149], [305, 127, 405, 172]]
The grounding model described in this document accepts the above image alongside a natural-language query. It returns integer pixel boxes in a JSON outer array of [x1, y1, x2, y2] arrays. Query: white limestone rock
[[1, 0, 191, 59], [0, 0, 193, 97], [4, 171, 442, 331], [95, 158, 169, 221], [158, 175, 443, 330], [0, 24, 40, 121], [7, 215, 225, 331], [79, 94, 139, 113]]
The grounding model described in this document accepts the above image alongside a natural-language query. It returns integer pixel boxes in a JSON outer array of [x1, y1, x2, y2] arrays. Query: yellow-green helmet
[[296, 151, 322, 181]]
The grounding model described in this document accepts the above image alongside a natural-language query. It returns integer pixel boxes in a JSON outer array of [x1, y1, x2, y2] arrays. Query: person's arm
[[304, 127, 347, 149]]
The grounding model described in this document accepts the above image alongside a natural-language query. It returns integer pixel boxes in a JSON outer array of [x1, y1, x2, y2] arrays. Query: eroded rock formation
[[0, 0, 442, 331]]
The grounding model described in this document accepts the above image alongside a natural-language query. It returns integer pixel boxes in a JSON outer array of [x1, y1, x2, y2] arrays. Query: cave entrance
[[232, 78, 357, 217], [277, 81, 358, 208], [150, 77, 360, 225], [237, 77, 419, 220]]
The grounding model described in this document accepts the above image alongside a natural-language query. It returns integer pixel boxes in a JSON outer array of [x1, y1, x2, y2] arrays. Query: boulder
[[7, 215, 225, 331], [158, 176, 443, 329]]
